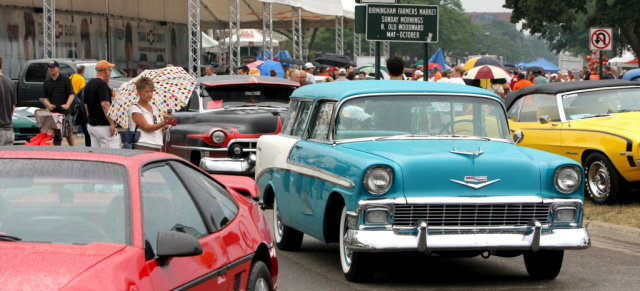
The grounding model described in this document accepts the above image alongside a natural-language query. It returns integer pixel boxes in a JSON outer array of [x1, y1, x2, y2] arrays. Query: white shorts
[[87, 125, 121, 149]]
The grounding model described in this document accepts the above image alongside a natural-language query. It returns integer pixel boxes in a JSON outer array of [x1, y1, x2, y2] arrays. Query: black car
[[164, 75, 299, 175]]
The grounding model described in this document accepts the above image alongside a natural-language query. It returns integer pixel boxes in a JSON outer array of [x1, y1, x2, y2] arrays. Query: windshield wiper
[[436, 134, 492, 141], [375, 134, 432, 141], [0, 234, 22, 241], [582, 113, 611, 119]]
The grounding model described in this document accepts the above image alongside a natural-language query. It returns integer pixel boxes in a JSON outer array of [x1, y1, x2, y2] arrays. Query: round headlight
[[211, 130, 226, 144], [554, 166, 581, 193], [363, 166, 393, 195]]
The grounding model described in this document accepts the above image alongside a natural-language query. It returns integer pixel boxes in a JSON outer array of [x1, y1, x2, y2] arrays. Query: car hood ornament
[[451, 147, 484, 159], [450, 176, 500, 189]]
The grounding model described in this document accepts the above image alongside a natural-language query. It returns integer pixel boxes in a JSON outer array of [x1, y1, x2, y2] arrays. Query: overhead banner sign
[[366, 4, 439, 43], [590, 28, 612, 51]]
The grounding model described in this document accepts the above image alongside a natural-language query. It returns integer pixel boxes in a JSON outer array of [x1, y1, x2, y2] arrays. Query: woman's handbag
[[121, 125, 140, 149]]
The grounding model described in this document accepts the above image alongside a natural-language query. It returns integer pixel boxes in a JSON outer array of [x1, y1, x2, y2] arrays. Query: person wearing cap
[[602, 65, 616, 79], [84, 60, 119, 148], [304, 62, 316, 84], [335, 68, 349, 81], [249, 68, 261, 76], [43, 60, 75, 146], [413, 70, 424, 81]]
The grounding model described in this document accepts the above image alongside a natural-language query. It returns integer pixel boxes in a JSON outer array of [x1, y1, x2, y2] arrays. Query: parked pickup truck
[[15, 58, 130, 108]]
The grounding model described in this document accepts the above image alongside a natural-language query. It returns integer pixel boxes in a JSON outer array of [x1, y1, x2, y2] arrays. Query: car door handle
[[293, 145, 302, 150]]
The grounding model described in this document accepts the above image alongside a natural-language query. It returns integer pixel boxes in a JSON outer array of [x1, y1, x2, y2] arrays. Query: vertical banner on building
[[112, 20, 188, 76]]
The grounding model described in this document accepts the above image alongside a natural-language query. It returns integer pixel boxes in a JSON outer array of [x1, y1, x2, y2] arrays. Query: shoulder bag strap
[[132, 104, 143, 132]]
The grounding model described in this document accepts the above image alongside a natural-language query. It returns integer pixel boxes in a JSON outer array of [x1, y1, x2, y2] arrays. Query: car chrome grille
[[393, 204, 550, 227]]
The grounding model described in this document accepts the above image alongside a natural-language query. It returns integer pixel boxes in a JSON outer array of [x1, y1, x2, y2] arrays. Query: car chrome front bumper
[[199, 153, 256, 174], [345, 221, 591, 253]]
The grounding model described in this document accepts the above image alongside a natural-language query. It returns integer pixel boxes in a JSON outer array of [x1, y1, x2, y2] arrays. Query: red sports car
[[0, 147, 277, 291]]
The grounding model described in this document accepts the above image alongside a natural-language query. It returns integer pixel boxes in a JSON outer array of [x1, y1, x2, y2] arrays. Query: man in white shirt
[[304, 62, 316, 84]]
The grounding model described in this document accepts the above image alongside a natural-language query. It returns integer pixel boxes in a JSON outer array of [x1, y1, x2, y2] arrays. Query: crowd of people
[[0, 52, 631, 148]]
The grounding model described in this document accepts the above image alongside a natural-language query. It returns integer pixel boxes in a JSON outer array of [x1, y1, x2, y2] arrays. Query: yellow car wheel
[[585, 153, 623, 204]]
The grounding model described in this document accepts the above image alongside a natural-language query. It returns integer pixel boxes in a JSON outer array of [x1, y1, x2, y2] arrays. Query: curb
[[585, 220, 640, 246]]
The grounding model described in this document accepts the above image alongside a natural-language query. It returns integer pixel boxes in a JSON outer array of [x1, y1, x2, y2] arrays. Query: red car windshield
[[0, 159, 129, 245]]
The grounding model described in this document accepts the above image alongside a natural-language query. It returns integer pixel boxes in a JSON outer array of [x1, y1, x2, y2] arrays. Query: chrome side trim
[[257, 165, 355, 188], [172, 145, 224, 151]]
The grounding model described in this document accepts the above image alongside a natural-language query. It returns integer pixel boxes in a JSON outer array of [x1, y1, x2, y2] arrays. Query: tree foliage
[[505, 0, 640, 62]]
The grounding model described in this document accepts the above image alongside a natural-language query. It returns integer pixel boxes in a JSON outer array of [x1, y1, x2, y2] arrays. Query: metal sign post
[[590, 28, 613, 78]]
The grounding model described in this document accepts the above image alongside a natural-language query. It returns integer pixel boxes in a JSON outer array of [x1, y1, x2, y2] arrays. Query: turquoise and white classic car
[[255, 80, 590, 282]]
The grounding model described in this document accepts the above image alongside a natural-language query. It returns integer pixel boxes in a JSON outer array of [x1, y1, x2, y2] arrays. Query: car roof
[[504, 79, 636, 108], [290, 80, 502, 102], [0, 146, 177, 167], [198, 75, 299, 87]]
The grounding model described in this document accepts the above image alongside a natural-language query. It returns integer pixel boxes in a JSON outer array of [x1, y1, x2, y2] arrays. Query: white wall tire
[[339, 205, 374, 282]]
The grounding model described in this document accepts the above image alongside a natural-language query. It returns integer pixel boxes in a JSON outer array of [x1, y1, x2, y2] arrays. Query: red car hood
[[0, 242, 126, 290]]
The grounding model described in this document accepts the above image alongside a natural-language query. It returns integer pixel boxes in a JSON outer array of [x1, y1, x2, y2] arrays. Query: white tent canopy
[[220, 29, 280, 47], [4, 0, 352, 29], [202, 32, 219, 53], [608, 51, 637, 68]]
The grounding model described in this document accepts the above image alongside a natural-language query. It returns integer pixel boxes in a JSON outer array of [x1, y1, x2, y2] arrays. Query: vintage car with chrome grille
[[164, 75, 299, 175], [506, 80, 640, 204], [256, 80, 590, 282]]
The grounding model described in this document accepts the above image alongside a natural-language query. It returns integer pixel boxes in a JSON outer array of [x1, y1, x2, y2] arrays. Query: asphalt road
[[266, 209, 640, 291]]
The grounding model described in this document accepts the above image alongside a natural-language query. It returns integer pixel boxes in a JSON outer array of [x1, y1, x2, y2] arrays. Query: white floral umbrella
[[108, 66, 196, 128]]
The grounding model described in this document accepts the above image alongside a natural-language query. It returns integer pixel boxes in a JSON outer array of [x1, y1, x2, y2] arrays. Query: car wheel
[[585, 153, 622, 204], [524, 250, 564, 279], [246, 261, 274, 291], [339, 205, 374, 282], [273, 198, 303, 251]]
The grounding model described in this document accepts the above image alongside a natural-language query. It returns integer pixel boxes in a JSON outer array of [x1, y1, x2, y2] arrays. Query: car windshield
[[82, 63, 124, 79], [0, 159, 129, 245], [563, 87, 640, 120], [201, 85, 293, 109], [335, 95, 511, 140]]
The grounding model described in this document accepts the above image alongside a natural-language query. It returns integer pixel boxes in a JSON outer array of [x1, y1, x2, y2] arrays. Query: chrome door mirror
[[513, 130, 524, 144], [539, 115, 552, 124]]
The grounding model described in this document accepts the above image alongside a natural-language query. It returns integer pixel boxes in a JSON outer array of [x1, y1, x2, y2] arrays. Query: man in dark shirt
[[43, 60, 75, 146], [602, 65, 616, 79], [85, 60, 120, 148], [0, 55, 16, 146]]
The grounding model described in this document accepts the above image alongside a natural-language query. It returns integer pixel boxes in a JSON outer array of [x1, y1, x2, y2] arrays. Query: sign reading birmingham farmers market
[[366, 4, 439, 43]]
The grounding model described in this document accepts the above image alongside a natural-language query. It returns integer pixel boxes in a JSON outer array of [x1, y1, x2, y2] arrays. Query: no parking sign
[[590, 28, 612, 51]]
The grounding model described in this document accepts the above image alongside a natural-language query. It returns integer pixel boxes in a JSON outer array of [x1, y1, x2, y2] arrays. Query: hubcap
[[276, 208, 284, 237], [255, 278, 269, 291], [588, 161, 610, 199], [342, 220, 352, 267]]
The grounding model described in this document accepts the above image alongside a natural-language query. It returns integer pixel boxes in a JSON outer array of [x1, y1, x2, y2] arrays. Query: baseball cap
[[304, 62, 315, 69], [95, 60, 115, 70], [415, 70, 424, 76], [249, 68, 261, 76], [48, 60, 59, 68], [339, 68, 347, 75]]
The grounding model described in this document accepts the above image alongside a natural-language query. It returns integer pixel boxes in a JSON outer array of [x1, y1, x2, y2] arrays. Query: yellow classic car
[[506, 80, 640, 204]]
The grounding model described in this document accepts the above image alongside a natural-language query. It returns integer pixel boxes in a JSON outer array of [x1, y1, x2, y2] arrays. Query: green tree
[[505, 0, 640, 65]]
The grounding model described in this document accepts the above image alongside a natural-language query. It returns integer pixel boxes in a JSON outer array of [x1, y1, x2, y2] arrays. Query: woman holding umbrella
[[129, 77, 172, 151]]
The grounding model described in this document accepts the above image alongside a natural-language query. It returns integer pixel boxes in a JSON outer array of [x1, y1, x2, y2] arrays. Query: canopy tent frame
[[336, 16, 344, 55], [188, 0, 201, 77], [43, 0, 55, 59], [262, 2, 273, 60], [353, 32, 361, 58], [25, 0, 353, 73]]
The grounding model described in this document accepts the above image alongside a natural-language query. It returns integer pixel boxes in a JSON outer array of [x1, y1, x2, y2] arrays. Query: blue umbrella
[[257, 49, 271, 61], [257, 60, 285, 78]]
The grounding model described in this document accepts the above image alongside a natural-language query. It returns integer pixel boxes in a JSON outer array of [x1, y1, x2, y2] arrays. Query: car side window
[[25, 63, 48, 82], [282, 100, 299, 135], [169, 162, 238, 232], [292, 101, 312, 137], [140, 164, 208, 256], [59, 64, 75, 78], [519, 94, 559, 122], [309, 101, 335, 141], [507, 98, 523, 121]]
